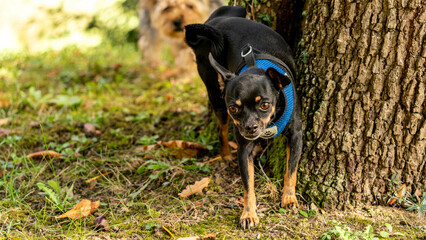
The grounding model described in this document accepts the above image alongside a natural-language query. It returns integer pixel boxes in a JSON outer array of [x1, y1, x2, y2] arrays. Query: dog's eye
[[229, 105, 238, 113], [186, 4, 194, 9], [260, 102, 270, 110], [162, 6, 173, 12]]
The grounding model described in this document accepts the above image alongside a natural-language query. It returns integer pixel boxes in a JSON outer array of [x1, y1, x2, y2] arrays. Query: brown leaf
[[388, 198, 397, 206], [142, 144, 157, 151], [56, 199, 100, 219], [83, 123, 96, 134], [113, 63, 122, 71], [202, 233, 217, 239], [27, 150, 62, 160], [396, 184, 407, 198], [94, 215, 110, 231], [0, 118, 8, 126], [0, 128, 12, 136], [389, 184, 407, 206], [88, 180, 97, 189], [179, 177, 210, 199], [0, 128, 22, 137], [0, 98, 9, 108], [165, 93, 173, 101], [228, 141, 238, 149], [159, 140, 207, 158], [47, 69, 60, 77]]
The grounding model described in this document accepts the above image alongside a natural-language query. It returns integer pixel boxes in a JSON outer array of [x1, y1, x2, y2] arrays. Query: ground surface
[[0, 45, 425, 239]]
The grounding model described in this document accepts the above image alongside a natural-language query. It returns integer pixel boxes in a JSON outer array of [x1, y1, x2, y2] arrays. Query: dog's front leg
[[281, 124, 302, 209], [237, 137, 261, 229]]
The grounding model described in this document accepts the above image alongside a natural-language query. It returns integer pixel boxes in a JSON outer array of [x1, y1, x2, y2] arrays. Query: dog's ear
[[266, 68, 291, 91], [209, 53, 236, 91]]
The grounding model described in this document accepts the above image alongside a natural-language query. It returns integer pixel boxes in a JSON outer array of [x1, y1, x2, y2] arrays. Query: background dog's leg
[[238, 140, 261, 229], [281, 128, 302, 209]]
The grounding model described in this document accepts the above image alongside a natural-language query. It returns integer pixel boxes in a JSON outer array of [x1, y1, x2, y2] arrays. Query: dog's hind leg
[[281, 125, 302, 209], [214, 109, 233, 162]]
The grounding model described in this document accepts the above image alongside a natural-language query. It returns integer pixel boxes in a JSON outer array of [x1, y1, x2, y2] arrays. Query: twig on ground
[[203, 150, 237, 164], [257, 142, 273, 184]]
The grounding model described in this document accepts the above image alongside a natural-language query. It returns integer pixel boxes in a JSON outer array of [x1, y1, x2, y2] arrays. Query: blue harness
[[237, 45, 295, 139]]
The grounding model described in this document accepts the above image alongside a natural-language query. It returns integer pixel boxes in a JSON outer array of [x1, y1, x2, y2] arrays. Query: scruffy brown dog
[[138, 0, 224, 78]]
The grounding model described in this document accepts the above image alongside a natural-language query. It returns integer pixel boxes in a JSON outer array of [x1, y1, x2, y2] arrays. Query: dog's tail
[[185, 24, 224, 58], [206, 6, 246, 21]]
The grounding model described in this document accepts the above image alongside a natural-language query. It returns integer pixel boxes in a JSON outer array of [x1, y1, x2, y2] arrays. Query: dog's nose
[[245, 124, 258, 134], [173, 19, 183, 28]]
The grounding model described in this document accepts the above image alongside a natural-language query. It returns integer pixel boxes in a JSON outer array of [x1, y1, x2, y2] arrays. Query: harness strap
[[240, 44, 256, 68]]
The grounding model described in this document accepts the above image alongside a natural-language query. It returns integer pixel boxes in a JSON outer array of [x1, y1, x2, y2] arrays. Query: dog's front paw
[[280, 193, 299, 210], [240, 210, 259, 230]]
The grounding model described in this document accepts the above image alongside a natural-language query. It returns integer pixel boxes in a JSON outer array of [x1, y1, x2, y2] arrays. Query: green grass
[[1, 43, 425, 239]]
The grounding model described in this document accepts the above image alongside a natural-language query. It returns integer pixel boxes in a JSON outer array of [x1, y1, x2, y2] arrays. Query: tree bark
[[244, 0, 426, 208]]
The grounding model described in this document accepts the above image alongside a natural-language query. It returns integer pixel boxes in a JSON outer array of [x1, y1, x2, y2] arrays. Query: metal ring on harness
[[241, 45, 253, 57]]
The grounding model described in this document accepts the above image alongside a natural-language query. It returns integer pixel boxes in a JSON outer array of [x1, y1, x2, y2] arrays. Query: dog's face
[[151, 0, 209, 39], [209, 54, 291, 140]]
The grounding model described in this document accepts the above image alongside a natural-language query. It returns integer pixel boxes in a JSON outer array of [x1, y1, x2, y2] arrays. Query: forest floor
[[0, 44, 425, 239]]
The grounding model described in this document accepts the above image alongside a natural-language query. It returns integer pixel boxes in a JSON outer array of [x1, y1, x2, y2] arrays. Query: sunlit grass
[[0, 0, 138, 53]]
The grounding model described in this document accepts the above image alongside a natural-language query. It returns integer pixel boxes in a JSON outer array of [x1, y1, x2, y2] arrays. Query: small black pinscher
[[185, 6, 302, 229]]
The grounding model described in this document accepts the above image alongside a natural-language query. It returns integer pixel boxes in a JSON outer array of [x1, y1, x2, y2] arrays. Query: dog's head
[[151, 0, 210, 39], [209, 53, 291, 140]]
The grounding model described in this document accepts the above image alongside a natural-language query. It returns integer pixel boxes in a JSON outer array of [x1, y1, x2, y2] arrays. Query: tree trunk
[[243, 0, 426, 208]]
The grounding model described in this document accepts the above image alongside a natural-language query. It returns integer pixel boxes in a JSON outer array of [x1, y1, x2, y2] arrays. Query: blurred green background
[[0, 0, 139, 54]]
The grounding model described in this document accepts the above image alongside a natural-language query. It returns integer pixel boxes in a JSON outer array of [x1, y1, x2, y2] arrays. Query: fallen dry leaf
[[141, 144, 157, 152], [0, 118, 8, 126], [88, 180, 97, 189], [202, 233, 216, 239], [47, 69, 60, 77], [0, 128, 22, 137], [159, 140, 207, 158], [389, 184, 407, 206], [56, 199, 100, 219], [94, 215, 110, 231], [0, 128, 12, 136], [138, 140, 207, 158], [27, 150, 62, 160], [397, 184, 407, 198], [388, 198, 397, 205], [179, 177, 210, 199], [83, 123, 96, 134], [165, 93, 173, 101], [228, 141, 238, 149], [0, 98, 9, 108], [113, 63, 122, 71]]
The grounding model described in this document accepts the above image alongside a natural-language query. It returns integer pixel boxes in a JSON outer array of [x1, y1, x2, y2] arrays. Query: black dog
[[185, 6, 302, 229]]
